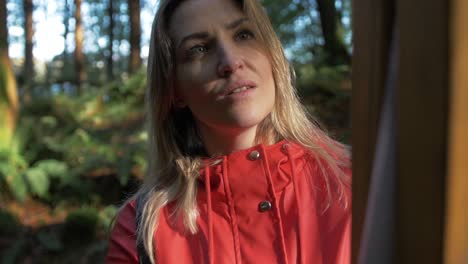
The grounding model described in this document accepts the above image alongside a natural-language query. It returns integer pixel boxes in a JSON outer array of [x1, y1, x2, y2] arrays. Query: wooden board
[[444, 0, 468, 262]]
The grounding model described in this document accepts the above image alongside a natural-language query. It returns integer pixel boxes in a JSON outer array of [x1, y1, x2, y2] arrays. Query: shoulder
[[116, 199, 138, 224], [295, 142, 351, 261], [299, 142, 351, 230], [319, 166, 351, 236], [106, 200, 139, 263]]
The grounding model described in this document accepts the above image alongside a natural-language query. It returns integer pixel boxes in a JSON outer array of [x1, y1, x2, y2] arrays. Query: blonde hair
[[124, 0, 351, 263]]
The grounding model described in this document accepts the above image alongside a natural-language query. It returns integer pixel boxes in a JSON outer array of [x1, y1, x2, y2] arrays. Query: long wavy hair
[[123, 0, 351, 263]]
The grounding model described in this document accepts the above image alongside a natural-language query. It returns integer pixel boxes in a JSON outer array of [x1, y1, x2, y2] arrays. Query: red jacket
[[107, 140, 351, 263]]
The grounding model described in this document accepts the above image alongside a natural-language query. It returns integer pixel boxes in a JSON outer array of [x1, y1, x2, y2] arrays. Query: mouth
[[223, 81, 257, 96], [227, 85, 254, 95]]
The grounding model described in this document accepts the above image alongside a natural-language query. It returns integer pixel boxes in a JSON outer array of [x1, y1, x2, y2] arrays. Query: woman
[[106, 0, 351, 263]]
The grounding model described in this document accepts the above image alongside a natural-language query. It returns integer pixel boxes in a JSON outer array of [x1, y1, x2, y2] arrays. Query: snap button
[[248, 150, 260, 160], [281, 143, 291, 153], [258, 200, 272, 212]]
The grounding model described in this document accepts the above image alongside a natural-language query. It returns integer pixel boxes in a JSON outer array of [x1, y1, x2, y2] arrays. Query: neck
[[198, 122, 259, 156]]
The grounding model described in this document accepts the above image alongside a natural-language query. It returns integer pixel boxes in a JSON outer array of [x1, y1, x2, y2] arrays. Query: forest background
[[0, 0, 352, 262]]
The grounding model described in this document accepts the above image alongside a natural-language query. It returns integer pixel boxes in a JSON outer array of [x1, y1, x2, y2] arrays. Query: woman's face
[[169, 0, 275, 137]]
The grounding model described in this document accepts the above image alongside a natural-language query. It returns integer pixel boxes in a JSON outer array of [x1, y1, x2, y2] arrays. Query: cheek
[[175, 65, 215, 107], [175, 65, 202, 97], [253, 51, 274, 83], [177, 60, 216, 86]]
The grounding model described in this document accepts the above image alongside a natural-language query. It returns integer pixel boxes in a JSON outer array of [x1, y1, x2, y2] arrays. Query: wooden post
[[396, 0, 449, 262], [444, 0, 468, 262], [353, 0, 453, 263]]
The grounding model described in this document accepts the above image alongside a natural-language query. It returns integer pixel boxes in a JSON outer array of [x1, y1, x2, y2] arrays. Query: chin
[[223, 110, 271, 130]]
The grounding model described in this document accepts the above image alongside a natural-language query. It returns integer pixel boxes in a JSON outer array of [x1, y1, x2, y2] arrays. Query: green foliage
[[0, 209, 20, 236], [1, 238, 27, 264], [0, 71, 147, 202], [0, 132, 70, 200], [0, 210, 24, 264], [261, 0, 352, 66], [24, 167, 50, 198], [0, 132, 31, 200], [63, 207, 100, 245], [37, 229, 64, 251], [0, 59, 9, 101], [0, 205, 116, 263], [98, 205, 118, 234], [296, 63, 351, 93], [35, 159, 69, 179]]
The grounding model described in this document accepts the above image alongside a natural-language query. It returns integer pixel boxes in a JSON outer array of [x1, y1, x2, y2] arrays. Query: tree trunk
[[23, 0, 33, 102], [0, 0, 19, 149], [62, 0, 69, 90], [74, 0, 85, 92], [316, 0, 351, 65], [0, 0, 7, 53], [63, 0, 69, 56], [128, 0, 141, 74], [107, 0, 114, 80]]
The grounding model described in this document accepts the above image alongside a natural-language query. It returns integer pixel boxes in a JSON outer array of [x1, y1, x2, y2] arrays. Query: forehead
[[169, 0, 244, 42]]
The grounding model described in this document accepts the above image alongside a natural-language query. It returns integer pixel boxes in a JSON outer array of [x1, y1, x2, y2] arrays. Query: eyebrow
[[226, 17, 249, 30], [177, 17, 250, 49]]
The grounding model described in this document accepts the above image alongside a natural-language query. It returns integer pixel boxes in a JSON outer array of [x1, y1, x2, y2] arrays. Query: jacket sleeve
[[321, 206, 351, 264], [106, 200, 139, 264], [317, 165, 352, 264]]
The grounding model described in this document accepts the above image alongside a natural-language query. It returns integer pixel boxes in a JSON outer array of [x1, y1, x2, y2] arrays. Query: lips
[[228, 86, 253, 95], [222, 80, 257, 96]]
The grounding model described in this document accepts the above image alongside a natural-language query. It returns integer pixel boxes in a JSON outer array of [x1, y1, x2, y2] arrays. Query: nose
[[216, 44, 243, 77]]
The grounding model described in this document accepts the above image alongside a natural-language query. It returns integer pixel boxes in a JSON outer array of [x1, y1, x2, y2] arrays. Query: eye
[[235, 29, 255, 41], [187, 44, 208, 57]]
